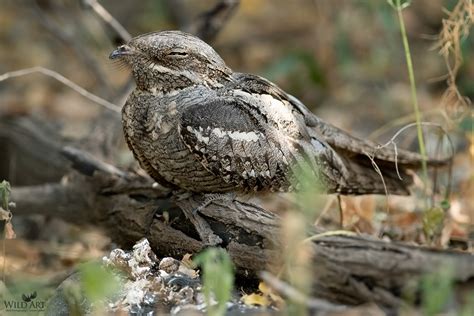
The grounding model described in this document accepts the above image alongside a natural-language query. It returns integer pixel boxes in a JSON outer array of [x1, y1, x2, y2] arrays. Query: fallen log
[[7, 133, 474, 309]]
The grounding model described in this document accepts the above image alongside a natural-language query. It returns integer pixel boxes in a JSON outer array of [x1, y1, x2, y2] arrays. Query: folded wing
[[179, 96, 347, 193]]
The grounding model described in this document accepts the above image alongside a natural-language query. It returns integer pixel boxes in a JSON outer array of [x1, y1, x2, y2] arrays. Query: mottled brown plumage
[[111, 30, 443, 196]]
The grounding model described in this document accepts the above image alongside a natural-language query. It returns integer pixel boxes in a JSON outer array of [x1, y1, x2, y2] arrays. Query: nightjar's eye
[[167, 50, 188, 58]]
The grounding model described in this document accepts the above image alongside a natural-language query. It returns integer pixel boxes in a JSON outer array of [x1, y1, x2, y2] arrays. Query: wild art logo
[[2, 290, 46, 312], [22, 291, 37, 302]]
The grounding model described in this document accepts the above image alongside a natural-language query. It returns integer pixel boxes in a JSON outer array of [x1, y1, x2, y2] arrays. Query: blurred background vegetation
[[2, 0, 472, 131]]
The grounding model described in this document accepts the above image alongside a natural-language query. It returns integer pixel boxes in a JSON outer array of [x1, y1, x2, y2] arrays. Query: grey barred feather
[[111, 30, 445, 196]]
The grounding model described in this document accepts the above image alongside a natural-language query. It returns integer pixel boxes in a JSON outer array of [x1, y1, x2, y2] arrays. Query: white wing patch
[[186, 126, 210, 144], [233, 89, 300, 137], [259, 93, 294, 122], [186, 125, 261, 143], [211, 127, 260, 142]]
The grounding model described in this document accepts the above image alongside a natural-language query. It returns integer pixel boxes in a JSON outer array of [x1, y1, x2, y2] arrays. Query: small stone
[[103, 248, 131, 274], [175, 286, 194, 305], [159, 257, 180, 274]]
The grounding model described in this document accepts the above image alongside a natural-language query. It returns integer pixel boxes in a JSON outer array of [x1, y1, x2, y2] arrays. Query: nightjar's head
[[110, 30, 232, 92]]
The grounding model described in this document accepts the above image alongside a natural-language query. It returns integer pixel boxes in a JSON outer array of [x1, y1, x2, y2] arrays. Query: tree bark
[[3, 114, 474, 309]]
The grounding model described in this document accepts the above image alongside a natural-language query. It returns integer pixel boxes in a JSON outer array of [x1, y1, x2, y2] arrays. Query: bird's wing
[[231, 73, 290, 101], [289, 95, 430, 167], [179, 95, 346, 193], [232, 72, 443, 167], [230, 73, 429, 195], [287, 93, 446, 166]]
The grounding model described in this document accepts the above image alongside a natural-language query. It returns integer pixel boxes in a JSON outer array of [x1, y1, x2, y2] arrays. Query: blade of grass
[[0, 180, 12, 283], [194, 248, 234, 316], [393, 0, 429, 203]]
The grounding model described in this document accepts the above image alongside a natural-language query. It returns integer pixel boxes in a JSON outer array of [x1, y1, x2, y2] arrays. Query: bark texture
[[3, 116, 473, 310]]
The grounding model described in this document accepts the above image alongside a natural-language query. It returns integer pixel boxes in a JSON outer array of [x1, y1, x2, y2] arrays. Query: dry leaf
[[181, 253, 195, 269], [340, 196, 375, 231], [241, 293, 270, 307], [4, 222, 16, 239], [259, 281, 284, 306]]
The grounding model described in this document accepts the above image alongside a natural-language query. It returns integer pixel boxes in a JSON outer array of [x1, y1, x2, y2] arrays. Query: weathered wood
[[0, 116, 68, 185], [4, 117, 474, 309]]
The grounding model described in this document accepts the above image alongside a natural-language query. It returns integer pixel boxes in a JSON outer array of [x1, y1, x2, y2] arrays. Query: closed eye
[[168, 51, 188, 58]]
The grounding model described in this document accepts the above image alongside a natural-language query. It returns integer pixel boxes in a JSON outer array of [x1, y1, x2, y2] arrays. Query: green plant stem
[[396, 1, 429, 193]]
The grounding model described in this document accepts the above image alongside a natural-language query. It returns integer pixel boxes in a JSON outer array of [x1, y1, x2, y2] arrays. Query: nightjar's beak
[[109, 45, 131, 59]]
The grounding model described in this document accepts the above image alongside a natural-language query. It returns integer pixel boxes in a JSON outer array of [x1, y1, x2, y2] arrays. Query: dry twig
[[31, 0, 110, 93], [190, 0, 240, 42], [81, 0, 132, 43], [0, 67, 120, 113], [259, 271, 345, 312]]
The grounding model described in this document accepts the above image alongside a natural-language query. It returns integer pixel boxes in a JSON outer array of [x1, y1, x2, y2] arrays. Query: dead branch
[[81, 0, 132, 43], [187, 0, 240, 42], [11, 169, 474, 308], [4, 117, 474, 309], [164, 0, 240, 42], [0, 67, 120, 113], [0, 117, 68, 185], [31, 0, 110, 94], [260, 271, 348, 312]]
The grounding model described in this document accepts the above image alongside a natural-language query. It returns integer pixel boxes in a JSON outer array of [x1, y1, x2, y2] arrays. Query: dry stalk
[[435, 0, 473, 120]]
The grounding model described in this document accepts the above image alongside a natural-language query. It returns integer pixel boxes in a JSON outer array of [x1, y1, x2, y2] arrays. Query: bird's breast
[[122, 88, 233, 192]]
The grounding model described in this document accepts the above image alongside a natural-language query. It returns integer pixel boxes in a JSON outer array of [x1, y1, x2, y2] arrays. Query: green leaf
[[263, 51, 326, 87], [458, 115, 473, 133], [79, 262, 121, 303], [291, 163, 327, 222], [421, 266, 454, 315], [194, 248, 234, 316], [440, 200, 451, 211], [422, 207, 445, 238], [387, 0, 412, 10]]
